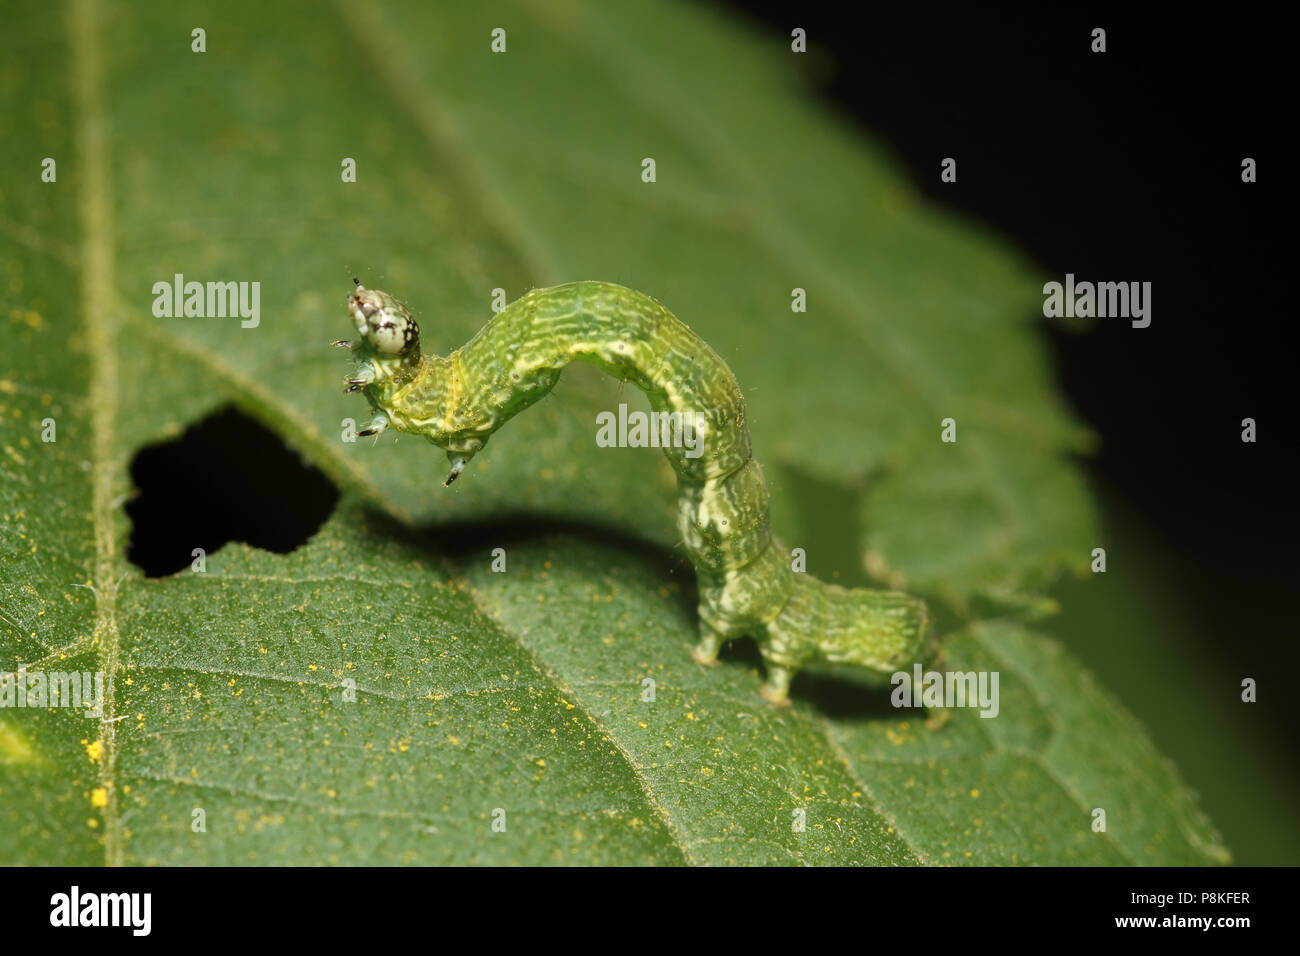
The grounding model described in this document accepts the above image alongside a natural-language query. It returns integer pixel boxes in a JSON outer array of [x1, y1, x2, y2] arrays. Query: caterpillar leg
[[442, 441, 485, 486], [443, 457, 468, 486], [690, 622, 726, 667], [759, 663, 793, 707], [358, 412, 388, 437]]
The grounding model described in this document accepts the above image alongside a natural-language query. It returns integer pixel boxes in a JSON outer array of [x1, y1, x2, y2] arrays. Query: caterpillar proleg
[[338, 280, 931, 704]]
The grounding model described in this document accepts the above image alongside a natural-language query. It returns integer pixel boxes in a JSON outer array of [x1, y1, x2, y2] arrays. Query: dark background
[[723, 2, 1294, 862]]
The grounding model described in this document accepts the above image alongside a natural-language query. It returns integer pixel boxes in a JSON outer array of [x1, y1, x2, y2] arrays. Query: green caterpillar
[[337, 279, 930, 705]]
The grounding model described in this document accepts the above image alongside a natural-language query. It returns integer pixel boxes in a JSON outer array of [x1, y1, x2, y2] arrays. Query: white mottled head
[[348, 279, 420, 357]]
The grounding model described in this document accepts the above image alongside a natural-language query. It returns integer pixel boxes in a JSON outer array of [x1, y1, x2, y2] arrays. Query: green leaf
[[0, 0, 1224, 864]]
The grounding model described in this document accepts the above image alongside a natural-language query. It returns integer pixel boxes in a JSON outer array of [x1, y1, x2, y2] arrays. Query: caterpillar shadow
[[360, 506, 912, 721]]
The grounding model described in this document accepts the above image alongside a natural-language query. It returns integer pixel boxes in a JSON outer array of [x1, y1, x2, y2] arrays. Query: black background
[[2, 865, 1275, 938]]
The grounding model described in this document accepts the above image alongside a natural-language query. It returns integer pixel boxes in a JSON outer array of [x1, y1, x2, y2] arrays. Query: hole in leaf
[[126, 406, 339, 577]]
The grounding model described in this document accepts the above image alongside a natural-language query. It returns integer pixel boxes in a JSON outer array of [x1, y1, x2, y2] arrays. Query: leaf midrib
[[70, 0, 125, 867]]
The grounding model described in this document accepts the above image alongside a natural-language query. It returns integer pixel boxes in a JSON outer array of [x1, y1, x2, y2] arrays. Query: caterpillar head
[[348, 279, 420, 358]]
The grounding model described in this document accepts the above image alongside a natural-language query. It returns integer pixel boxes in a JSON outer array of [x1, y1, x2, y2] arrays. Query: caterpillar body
[[338, 279, 930, 704]]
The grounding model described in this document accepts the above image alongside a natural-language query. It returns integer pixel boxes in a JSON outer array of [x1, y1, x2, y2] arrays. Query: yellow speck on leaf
[[970, 788, 980, 799], [84, 739, 103, 763], [90, 787, 108, 808]]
